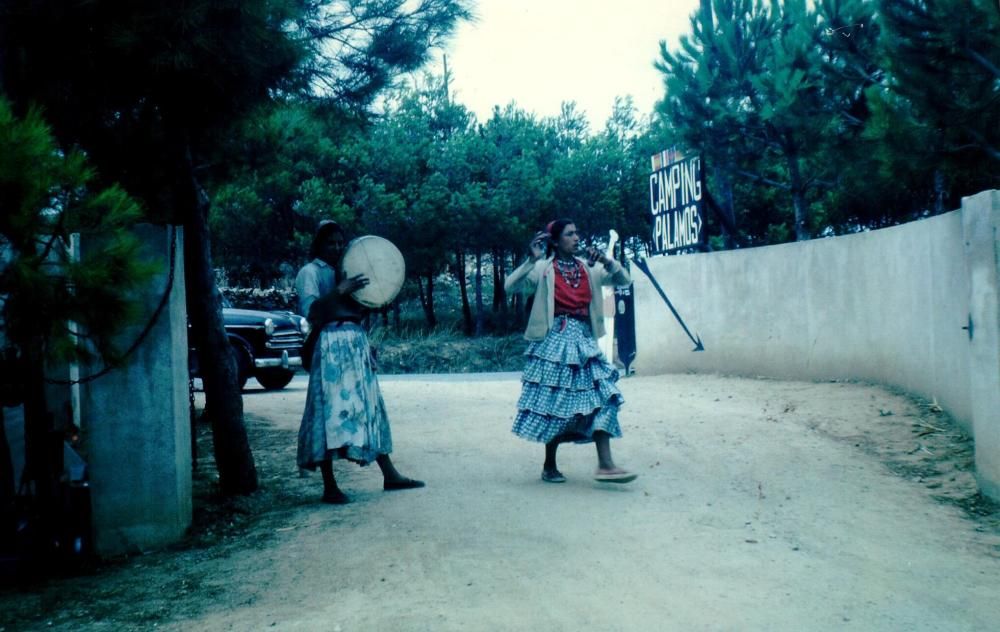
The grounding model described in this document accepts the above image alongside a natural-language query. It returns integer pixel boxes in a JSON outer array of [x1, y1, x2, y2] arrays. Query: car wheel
[[231, 342, 251, 390], [256, 369, 295, 390]]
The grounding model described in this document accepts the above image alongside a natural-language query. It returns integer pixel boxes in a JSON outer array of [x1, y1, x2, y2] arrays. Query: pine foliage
[[0, 98, 151, 369]]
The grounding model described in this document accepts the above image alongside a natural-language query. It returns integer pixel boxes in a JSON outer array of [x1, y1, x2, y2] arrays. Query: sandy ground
[[3, 372, 1000, 631]]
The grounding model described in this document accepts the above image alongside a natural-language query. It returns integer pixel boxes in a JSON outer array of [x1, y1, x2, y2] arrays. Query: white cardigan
[[505, 256, 631, 341]]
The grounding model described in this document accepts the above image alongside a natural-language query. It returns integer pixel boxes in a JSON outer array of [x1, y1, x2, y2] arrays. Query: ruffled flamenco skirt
[[511, 316, 624, 444]]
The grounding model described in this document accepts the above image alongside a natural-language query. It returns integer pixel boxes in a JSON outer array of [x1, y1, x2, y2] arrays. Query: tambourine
[[340, 235, 405, 308]]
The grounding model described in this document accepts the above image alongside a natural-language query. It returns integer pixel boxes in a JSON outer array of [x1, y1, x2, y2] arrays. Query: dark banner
[[613, 283, 636, 374], [648, 153, 705, 254]]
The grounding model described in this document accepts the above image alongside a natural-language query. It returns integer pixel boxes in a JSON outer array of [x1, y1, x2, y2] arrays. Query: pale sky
[[433, 0, 701, 128]]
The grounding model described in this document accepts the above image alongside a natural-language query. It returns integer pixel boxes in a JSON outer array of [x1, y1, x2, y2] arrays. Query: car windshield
[[221, 296, 233, 309]]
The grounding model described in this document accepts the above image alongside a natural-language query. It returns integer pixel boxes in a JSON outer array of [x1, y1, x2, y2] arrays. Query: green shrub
[[370, 324, 527, 374]]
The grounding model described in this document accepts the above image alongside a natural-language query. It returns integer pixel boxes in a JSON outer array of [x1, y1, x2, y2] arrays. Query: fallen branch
[[913, 421, 947, 434]]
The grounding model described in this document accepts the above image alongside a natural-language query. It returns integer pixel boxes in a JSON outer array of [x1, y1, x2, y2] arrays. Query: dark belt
[[554, 312, 588, 333], [329, 319, 361, 327]]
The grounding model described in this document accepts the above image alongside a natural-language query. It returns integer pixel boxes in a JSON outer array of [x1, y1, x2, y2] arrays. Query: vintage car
[[189, 302, 309, 390]]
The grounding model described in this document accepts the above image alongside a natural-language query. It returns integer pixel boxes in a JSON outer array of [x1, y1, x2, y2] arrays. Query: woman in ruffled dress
[[505, 218, 637, 484]]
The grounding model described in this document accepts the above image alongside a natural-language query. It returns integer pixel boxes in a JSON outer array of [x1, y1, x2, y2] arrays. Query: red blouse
[[553, 259, 592, 317]]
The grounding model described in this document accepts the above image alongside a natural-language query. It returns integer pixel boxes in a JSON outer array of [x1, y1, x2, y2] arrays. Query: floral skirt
[[298, 323, 393, 469], [511, 317, 624, 444]]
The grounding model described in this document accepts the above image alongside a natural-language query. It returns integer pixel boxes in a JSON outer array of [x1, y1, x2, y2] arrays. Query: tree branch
[[36, 203, 69, 264], [839, 110, 864, 127], [965, 47, 1000, 81], [963, 127, 1000, 161], [733, 169, 791, 190]]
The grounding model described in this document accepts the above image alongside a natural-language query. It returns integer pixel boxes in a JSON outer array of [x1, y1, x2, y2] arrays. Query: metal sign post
[[627, 147, 707, 364]]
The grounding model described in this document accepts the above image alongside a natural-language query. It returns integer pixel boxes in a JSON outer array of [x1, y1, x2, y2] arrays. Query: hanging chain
[[45, 225, 178, 386]]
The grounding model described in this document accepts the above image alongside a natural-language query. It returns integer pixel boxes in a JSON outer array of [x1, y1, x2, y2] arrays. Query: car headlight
[[299, 317, 310, 335], [264, 318, 275, 336]]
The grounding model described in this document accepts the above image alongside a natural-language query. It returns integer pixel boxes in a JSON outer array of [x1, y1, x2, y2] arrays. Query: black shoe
[[321, 489, 350, 504], [541, 468, 566, 483], [383, 478, 426, 491]]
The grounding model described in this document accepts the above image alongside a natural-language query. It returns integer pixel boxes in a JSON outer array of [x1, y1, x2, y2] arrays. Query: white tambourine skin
[[340, 236, 406, 308]]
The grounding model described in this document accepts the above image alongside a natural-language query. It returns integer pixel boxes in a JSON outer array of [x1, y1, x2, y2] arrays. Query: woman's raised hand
[[585, 245, 609, 266], [528, 231, 547, 261], [337, 273, 369, 296]]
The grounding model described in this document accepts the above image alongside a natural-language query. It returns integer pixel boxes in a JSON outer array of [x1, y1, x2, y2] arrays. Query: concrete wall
[[631, 190, 1000, 499], [963, 192, 1000, 500], [79, 225, 191, 554]]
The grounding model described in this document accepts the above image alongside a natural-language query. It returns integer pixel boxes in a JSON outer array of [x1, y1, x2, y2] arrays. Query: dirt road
[[5, 373, 1000, 631]]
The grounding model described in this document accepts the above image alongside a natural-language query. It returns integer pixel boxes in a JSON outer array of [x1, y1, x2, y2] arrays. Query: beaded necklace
[[554, 257, 582, 289]]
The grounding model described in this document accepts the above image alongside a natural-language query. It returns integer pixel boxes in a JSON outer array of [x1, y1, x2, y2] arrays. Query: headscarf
[[309, 220, 344, 260]]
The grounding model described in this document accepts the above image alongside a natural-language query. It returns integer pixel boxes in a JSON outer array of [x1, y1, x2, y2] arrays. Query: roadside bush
[[221, 283, 528, 374], [220, 287, 297, 312], [370, 325, 526, 374]]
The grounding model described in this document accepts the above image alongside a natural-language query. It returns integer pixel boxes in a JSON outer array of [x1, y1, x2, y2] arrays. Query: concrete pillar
[[962, 190, 1000, 501], [80, 224, 191, 554]]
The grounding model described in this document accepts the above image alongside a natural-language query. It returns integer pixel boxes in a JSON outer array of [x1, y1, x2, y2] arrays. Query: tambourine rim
[[340, 235, 405, 308]]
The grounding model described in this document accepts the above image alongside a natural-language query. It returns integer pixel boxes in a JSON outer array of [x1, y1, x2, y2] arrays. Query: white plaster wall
[[962, 191, 1000, 499], [631, 191, 998, 498]]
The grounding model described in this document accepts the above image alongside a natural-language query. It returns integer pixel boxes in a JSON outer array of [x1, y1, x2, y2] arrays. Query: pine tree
[[657, 0, 785, 243], [0, 98, 151, 557], [208, 102, 360, 287], [0, 0, 470, 495], [657, 0, 883, 243], [875, 0, 1000, 210]]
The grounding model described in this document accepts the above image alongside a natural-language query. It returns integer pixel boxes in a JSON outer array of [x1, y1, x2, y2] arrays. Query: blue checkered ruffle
[[511, 317, 623, 443]]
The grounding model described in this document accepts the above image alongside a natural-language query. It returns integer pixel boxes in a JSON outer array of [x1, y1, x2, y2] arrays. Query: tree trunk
[[21, 350, 58, 559], [933, 168, 945, 215], [181, 147, 258, 496], [0, 350, 17, 527], [0, 406, 13, 550], [419, 274, 437, 328], [786, 152, 811, 241], [455, 249, 472, 335], [492, 248, 507, 314], [417, 277, 426, 315], [492, 249, 508, 330], [720, 173, 738, 249], [508, 252, 526, 329], [474, 250, 485, 337], [491, 251, 501, 312], [427, 273, 437, 328]]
